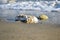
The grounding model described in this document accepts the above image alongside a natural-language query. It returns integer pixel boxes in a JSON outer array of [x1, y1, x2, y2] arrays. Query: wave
[[0, 1, 60, 12]]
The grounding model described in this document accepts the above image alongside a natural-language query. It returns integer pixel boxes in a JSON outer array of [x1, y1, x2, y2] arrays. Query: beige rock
[[39, 14, 48, 20], [26, 16, 38, 24]]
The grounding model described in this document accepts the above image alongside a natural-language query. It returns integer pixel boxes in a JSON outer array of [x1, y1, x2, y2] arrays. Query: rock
[[16, 14, 39, 24], [15, 14, 27, 22], [39, 14, 48, 20], [26, 16, 38, 24]]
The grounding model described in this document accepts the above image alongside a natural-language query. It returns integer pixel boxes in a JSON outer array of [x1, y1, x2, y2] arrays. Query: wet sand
[[0, 20, 60, 40]]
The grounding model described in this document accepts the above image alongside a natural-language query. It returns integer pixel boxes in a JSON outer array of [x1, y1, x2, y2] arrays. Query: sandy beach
[[0, 20, 60, 40]]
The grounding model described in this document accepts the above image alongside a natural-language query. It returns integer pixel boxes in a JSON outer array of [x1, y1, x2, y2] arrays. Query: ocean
[[0, 9, 60, 24], [0, 1, 60, 24]]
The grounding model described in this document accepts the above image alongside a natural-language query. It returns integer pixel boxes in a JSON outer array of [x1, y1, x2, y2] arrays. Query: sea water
[[0, 9, 60, 24], [0, 1, 60, 24]]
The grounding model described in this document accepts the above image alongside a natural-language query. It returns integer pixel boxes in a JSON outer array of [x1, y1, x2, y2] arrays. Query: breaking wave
[[0, 1, 60, 12]]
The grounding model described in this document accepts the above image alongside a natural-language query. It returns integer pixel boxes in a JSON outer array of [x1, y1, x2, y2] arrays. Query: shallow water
[[0, 9, 60, 24]]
